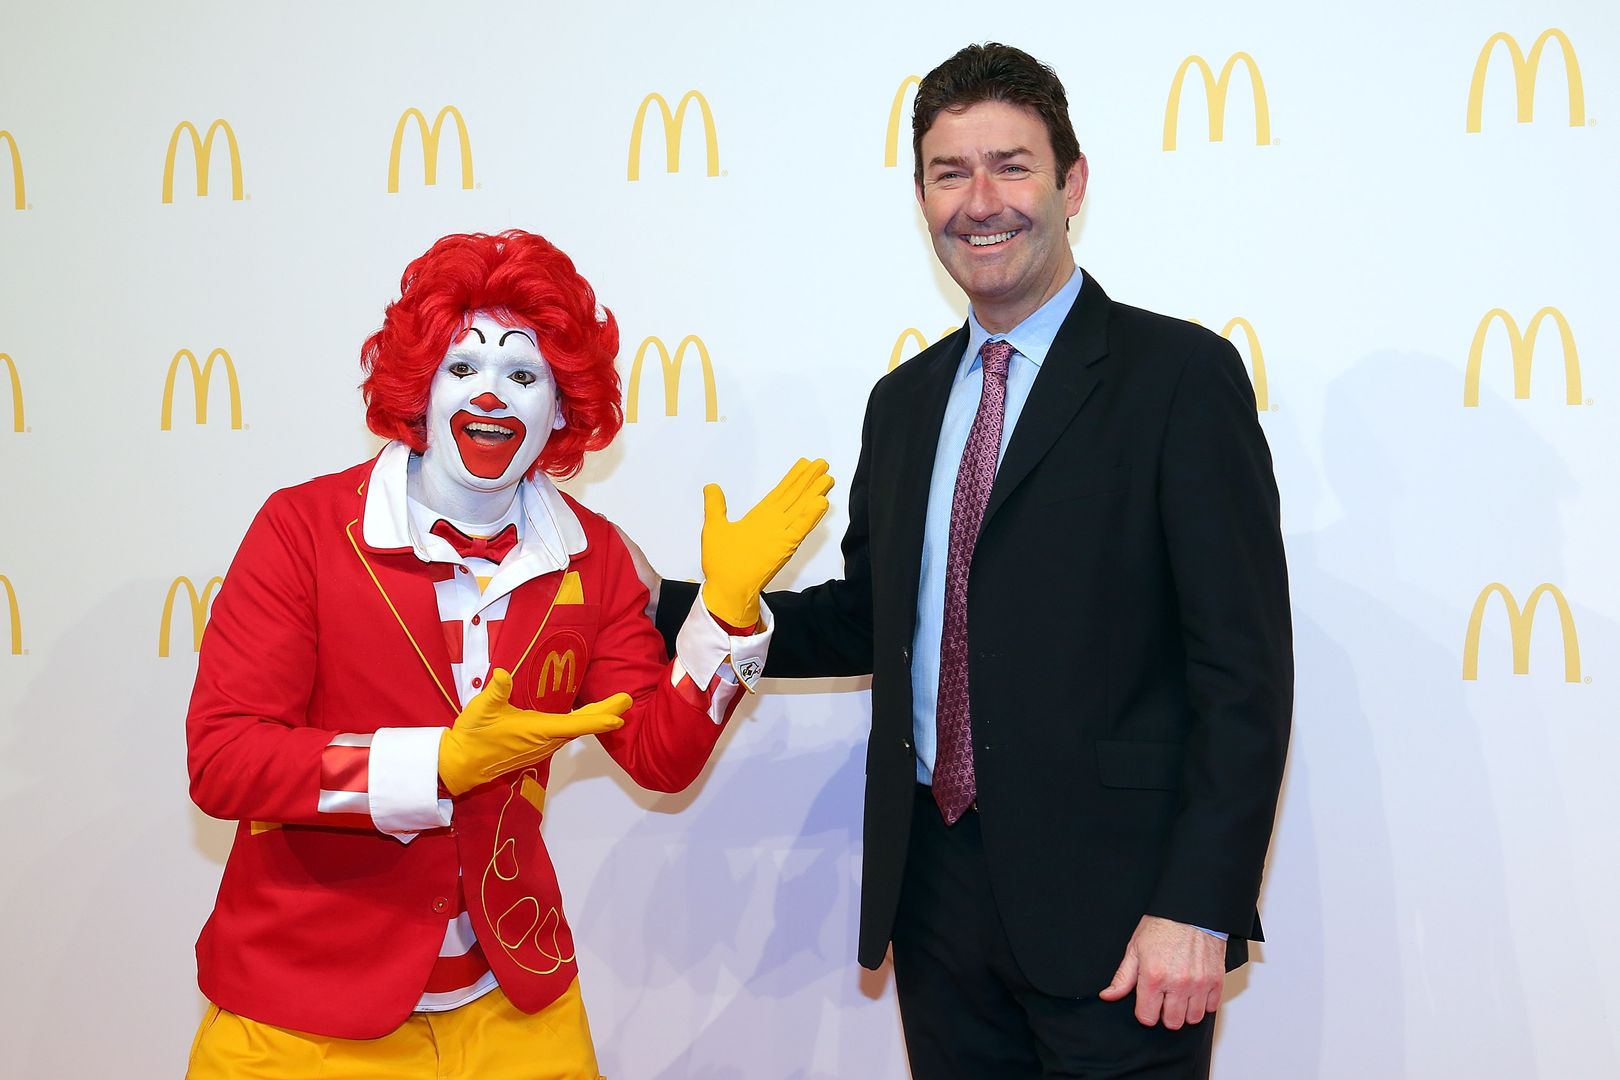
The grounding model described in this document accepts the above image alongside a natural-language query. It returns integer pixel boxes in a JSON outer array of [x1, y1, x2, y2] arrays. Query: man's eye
[[448, 361, 475, 378], [510, 370, 537, 386]]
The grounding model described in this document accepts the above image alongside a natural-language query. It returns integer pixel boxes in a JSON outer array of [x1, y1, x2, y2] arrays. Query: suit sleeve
[[654, 389, 879, 679], [1150, 334, 1294, 936], [186, 492, 448, 837]]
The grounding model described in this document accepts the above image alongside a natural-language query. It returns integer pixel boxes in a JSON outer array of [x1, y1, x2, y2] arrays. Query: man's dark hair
[[912, 43, 1081, 189]]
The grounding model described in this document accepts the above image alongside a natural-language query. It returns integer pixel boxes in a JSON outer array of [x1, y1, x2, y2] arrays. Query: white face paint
[[419, 311, 563, 511]]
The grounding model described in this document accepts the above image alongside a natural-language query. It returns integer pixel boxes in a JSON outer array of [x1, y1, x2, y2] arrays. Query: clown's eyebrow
[[499, 329, 536, 348], [462, 326, 487, 344]]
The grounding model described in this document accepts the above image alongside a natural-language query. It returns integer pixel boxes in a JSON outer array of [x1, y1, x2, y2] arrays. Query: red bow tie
[[431, 520, 519, 564]]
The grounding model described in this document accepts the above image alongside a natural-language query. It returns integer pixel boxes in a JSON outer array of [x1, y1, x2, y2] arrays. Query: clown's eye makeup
[[447, 360, 476, 378], [510, 369, 538, 386]]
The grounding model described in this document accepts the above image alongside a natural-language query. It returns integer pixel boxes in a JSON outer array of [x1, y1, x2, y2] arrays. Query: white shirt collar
[[361, 441, 587, 575]]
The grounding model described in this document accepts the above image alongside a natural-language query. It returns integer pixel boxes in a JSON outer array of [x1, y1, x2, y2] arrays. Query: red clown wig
[[360, 230, 623, 479]]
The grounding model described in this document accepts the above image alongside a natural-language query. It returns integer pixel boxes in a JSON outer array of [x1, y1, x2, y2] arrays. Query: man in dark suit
[[646, 43, 1292, 1079]]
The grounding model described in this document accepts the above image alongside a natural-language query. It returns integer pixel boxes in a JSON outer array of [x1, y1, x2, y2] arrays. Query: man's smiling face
[[915, 99, 1086, 331], [422, 311, 561, 494]]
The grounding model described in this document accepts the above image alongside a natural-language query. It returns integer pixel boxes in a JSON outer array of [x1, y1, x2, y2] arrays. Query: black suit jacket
[[658, 273, 1292, 996]]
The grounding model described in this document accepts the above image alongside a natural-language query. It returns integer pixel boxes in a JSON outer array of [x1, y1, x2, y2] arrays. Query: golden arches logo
[[0, 130, 24, 209], [388, 106, 474, 192], [161, 348, 243, 430], [1462, 583, 1580, 683], [626, 335, 717, 422], [628, 92, 719, 180], [884, 75, 922, 168], [889, 326, 960, 371], [539, 649, 579, 695], [1466, 29, 1584, 132], [1, 574, 20, 655], [162, 120, 242, 203], [1164, 53, 1270, 150], [159, 576, 223, 657], [1219, 318, 1269, 411], [1463, 308, 1579, 406], [1, 354, 23, 431]]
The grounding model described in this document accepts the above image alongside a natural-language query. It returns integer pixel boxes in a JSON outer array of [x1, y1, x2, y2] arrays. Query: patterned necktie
[[933, 339, 1013, 824], [430, 520, 519, 564]]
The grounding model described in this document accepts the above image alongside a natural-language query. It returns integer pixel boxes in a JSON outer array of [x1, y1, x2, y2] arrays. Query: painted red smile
[[451, 409, 528, 479]]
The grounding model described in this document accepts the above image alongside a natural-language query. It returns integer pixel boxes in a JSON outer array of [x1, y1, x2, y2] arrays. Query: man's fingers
[[788, 499, 831, 541], [1159, 988, 1188, 1030], [1134, 983, 1166, 1027], [482, 668, 515, 706], [702, 483, 729, 526], [764, 458, 830, 512], [578, 692, 634, 718], [1098, 951, 1138, 1002], [1184, 992, 1206, 1027], [1206, 983, 1222, 1015]]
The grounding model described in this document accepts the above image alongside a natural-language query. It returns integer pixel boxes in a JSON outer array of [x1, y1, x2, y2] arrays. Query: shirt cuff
[[675, 587, 775, 694], [1194, 925, 1229, 941], [368, 726, 454, 841]]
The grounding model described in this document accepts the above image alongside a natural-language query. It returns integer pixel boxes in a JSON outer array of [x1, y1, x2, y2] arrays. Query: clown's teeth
[[968, 231, 1017, 247], [465, 422, 513, 436]]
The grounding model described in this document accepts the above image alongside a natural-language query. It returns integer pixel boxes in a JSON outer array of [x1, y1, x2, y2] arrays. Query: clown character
[[184, 230, 832, 1079]]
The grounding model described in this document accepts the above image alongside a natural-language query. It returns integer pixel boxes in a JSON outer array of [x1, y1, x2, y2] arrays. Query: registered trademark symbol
[[25, 203, 31, 210], [477, 183, 483, 190], [246, 193, 252, 201], [1588, 118, 1597, 126], [720, 415, 728, 422], [1270, 404, 1279, 412], [1585, 398, 1593, 406], [1272, 138, 1280, 146], [244, 423, 251, 430], [24, 426, 30, 432], [1584, 675, 1592, 684], [722, 170, 729, 177]]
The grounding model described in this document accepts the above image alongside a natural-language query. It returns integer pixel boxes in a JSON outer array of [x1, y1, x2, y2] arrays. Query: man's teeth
[[465, 422, 513, 437], [968, 230, 1017, 247]]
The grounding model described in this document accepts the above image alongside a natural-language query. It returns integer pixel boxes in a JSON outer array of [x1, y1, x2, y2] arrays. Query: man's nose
[[470, 391, 506, 412], [965, 170, 1004, 219]]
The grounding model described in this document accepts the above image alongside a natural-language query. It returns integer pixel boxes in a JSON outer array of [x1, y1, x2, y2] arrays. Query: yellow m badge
[[1164, 53, 1270, 150], [1, 574, 20, 655], [1463, 308, 1580, 406], [162, 120, 243, 203], [0, 130, 24, 210], [1466, 29, 1584, 132], [540, 649, 579, 695], [388, 106, 474, 192], [1, 354, 23, 431], [161, 348, 243, 430], [625, 335, 718, 422], [1462, 583, 1580, 683], [884, 76, 921, 167], [160, 576, 223, 657], [628, 92, 719, 180], [889, 326, 961, 371]]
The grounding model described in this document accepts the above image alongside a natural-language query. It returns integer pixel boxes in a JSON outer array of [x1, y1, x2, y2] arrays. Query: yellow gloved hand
[[700, 458, 834, 628], [438, 669, 631, 796]]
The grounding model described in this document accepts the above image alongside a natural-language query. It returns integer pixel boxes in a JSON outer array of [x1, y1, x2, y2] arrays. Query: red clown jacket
[[187, 451, 741, 1039]]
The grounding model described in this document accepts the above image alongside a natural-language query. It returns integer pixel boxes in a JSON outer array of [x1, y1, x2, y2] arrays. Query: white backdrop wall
[[3, 2, 1617, 1077]]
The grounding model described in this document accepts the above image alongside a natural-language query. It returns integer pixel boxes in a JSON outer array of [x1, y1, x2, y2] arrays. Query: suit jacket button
[[432, 896, 451, 913], [901, 737, 913, 753], [901, 646, 911, 664]]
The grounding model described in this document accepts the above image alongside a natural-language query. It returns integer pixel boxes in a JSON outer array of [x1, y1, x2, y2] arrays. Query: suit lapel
[[892, 326, 968, 622], [983, 275, 1111, 525], [346, 518, 462, 717]]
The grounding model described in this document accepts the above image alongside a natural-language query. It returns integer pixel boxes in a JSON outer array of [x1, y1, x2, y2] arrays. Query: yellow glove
[[438, 669, 631, 796], [700, 457, 834, 628]]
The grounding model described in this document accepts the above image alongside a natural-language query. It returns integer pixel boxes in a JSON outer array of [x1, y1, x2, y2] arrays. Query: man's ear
[[1064, 153, 1089, 217]]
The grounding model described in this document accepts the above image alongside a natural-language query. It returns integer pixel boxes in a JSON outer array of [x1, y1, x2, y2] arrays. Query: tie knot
[[980, 340, 1013, 382], [431, 520, 519, 564]]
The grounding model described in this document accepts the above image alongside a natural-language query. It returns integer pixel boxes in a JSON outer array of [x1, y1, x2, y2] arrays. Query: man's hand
[[613, 523, 663, 621], [438, 669, 630, 796], [700, 458, 834, 628], [1098, 915, 1226, 1029]]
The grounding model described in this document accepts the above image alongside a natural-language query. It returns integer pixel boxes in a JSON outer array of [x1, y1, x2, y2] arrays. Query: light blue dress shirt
[[910, 266, 1084, 785]]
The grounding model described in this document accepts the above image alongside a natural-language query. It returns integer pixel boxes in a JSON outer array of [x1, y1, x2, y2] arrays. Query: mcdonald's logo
[[1463, 308, 1580, 406], [1462, 583, 1580, 683], [625, 335, 718, 422], [889, 326, 960, 371], [159, 576, 223, 657], [161, 348, 244, 430], [388, 106, 474, 192], [1, 354, 24, 431], [162, 120, 243, 203], [884, 76, 921, 168], [1164, 53, 1270, 150], [1466, 29, 1584, 132], [0, 130, 24, 209], [539, 649, 579, 695], [1219, 318, 1269, 411], [628, 92, 719, 180], [1, 575, 21, 655]]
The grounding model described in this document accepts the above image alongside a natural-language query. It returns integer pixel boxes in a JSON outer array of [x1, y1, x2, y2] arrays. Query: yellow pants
[[186, 981, 603, 1080]]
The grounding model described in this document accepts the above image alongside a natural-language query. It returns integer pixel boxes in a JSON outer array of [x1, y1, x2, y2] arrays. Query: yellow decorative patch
[[520, 774, 547, 815], [554, 570, 583, 606], [250, 821, 281, 835]]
